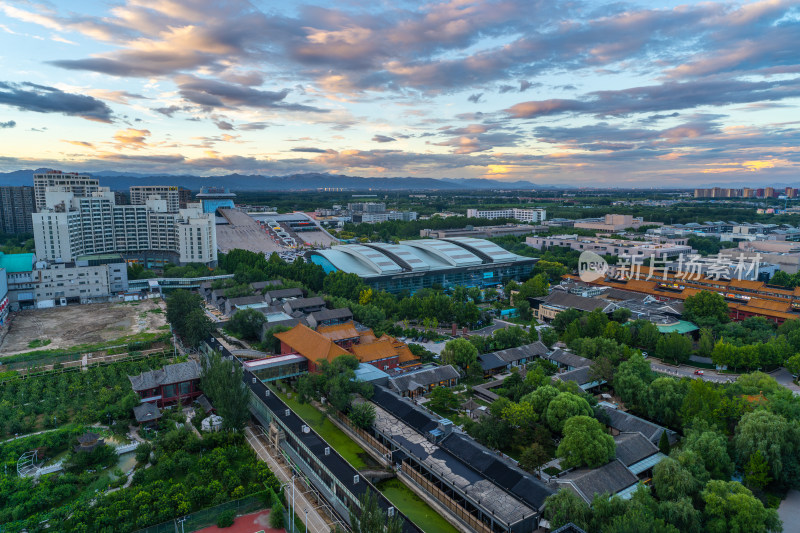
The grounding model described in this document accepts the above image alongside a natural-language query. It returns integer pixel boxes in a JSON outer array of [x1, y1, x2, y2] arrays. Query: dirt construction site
[[0, 299, 168, 357]]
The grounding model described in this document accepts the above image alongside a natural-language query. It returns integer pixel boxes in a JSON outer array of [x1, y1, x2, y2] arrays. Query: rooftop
[[274, 324, 350, 364], [128, 361, 201, 391], [389, 365, 460, 393], [554, 460, 639, 504], [0, 252, 35, 273]]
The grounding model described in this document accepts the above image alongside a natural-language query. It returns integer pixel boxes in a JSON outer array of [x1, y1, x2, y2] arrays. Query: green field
[[274, 388, 369, 469], [376, 479, 460, 533], [273, 388, 460, 533]]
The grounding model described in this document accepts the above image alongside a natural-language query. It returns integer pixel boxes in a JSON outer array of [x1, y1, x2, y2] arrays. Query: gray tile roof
[[128, 360, 201, 391], [555, 366, 595, 386], [250, 280, 281, 291], [228, 295, 265, 306], [285, 296, 326, 310], [540, 291, 615, 313], [478, 352, 507, 371], [599, 404, 678, 444], [133, 402, 162, 422], [554, 459, 639, 504], [614, 432, 658, 466], [492, 342, 549, 364], [309, 308, 353, 322], [546, 348, 592, 369], [265, 287, 304, 301], [389, 365, 460, 393]]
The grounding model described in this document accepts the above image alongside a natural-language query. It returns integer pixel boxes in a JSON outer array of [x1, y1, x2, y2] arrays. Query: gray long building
[[368, 386, 553, 532], [309, 237, 537, 293]]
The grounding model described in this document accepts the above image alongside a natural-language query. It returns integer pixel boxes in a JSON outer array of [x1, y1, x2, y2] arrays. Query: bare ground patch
[[0, 299, 167, 356]]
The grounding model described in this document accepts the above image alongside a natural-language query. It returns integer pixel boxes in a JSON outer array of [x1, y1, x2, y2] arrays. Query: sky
[[0, 0, 798, 187]]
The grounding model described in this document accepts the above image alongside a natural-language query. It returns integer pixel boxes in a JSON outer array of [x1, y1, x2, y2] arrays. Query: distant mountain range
[[0, 169, 564, 191]]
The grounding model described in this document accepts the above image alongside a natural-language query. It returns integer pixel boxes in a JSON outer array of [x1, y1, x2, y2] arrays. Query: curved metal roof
[[312, 238, 533, 278], [400, 239, 483, 267], [442, 237, 518, 263]]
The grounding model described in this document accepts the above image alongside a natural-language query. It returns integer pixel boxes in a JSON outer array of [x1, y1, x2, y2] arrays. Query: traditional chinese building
[[128, 361, 202, 407], [274, 323, 417, 372]]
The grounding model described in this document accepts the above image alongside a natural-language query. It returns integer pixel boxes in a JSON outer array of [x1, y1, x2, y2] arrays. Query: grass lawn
[[376, 479, 460, 533], [273, 388, 369, 469]]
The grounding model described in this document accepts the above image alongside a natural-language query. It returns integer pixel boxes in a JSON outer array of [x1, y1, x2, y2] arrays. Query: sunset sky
[[0, 0, 798, 186]]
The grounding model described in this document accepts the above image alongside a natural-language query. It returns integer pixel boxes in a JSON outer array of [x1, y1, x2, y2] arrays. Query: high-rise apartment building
[[129, 186, 191, 213], [33, 189, 216, 266], [0, 186, 36, 234], [33, 170, 99, 211]]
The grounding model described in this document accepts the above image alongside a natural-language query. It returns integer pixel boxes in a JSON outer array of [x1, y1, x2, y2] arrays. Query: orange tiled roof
[[274, 324, 350, 364], [316, 321, 361, 342], [351, 338, 398, 362], [742, 298, 792, 312]]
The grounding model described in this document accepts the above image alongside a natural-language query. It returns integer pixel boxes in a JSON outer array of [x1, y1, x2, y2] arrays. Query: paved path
[[244, 426, 335, 533], [771, 368, 800, 395], [778, 489, 800, 530], [649, 361, 736, 384]]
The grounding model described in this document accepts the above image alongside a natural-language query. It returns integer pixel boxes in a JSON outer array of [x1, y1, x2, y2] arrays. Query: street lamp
[[279, 475, 296, 533], [177, 516, 187, 533], [304, 508, 308, 533]]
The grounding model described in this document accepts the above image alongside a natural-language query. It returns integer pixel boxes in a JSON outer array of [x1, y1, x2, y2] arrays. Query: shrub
[[216, 509, 236, 528]]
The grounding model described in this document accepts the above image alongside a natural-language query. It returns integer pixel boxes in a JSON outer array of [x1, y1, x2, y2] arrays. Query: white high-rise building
[[33, 189, 216, 266], [129, 185, 190, 213], [466, 208, 547, 223], [33, 170, 99, 211]]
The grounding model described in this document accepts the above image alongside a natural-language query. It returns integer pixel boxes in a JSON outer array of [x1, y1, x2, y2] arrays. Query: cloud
[[154, 105, 184, 117], [0, 120, 15, 128], [113, 128, 150, 149], [506, 78, 800, 119], [0, 81, 113, 122], [213, 119, 234, 130], [290, 147, 328, 153], [467, 93, 484, 103], [372, 135, 396, 143], [239, 122, 269, 130], [175, 76, 328, 112]]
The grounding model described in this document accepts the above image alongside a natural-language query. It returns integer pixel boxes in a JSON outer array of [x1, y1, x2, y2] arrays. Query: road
[[649, 362, 735, 383], [244, 426, 335, 533]]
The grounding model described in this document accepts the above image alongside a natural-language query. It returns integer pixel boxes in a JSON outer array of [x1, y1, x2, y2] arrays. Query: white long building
[[33, 188, 216, 266], [33, 170, 100, 211], [466, 208, 546, 223]]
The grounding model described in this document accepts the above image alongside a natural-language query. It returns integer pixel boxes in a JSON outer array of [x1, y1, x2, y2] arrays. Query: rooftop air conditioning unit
[[265, 390, 270, 397], [302, 425, 310, 434], [324, 447, 330, 456], [387, 507, 395, 517], [252, 378, 256, 384], [353, 475, 360, 484], [285, 409, 290, 417]]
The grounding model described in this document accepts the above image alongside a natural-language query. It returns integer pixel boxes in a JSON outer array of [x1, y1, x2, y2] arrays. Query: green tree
[[167, 290, 213, 347], [733, 409, 799, 485], [645, 377, 686, 428], [428, 386, 459, 413], [698, 328, 715, 357], [519, 443, 549, 476], [653, 457, 699, 501], [545, 392, 594, 433], [226, 308, 266, 341], [349, 402, 376, 429], [785, 353, 800, 377], [441, 338, 479, 376], [682, 427, 733, 480], [201, 351, 250, 431], [612, 307, 632, 323], [270, 501, 285, 529], [607, 507, 679, 533], [701, 480, 782, 533], [614, 352, 653, 411], [517, 273, 550, 300], [262, 324, 291, 353], [658, 431, 671, 455], [557, 415, 616, 468], [349, 490, 402, 533], [683, 291, 729, 327], [656, 332, 693, 365], [540, 327, 559, 348], [521, 384, 560, 412], [744, 450, 772, 492], [135, 442, 152, 464], [183, 308, 215, 347], [657, 498, 702, 533], [544, 488, 591, 531]]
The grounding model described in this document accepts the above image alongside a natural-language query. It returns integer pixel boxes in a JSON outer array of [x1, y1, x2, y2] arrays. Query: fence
[[133, 491, 271, 533], [334, 412, 390, 456], [401, 463, 493, 533]]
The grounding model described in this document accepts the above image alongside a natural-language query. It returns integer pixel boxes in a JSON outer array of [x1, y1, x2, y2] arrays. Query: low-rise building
[[420, 224, 546, 239], [306, 307, 354, 328], [526, 234, 691, 260], [466, 207, 546, 223], [128, 361, 202, 408], [478, 342, 549, 377], [531, 291, 616, 321], [573, 214, 662, 232], [388, 364, 460, 398]]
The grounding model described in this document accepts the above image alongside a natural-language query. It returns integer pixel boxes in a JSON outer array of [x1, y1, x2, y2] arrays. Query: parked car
[[694, 370, 704, 375]]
